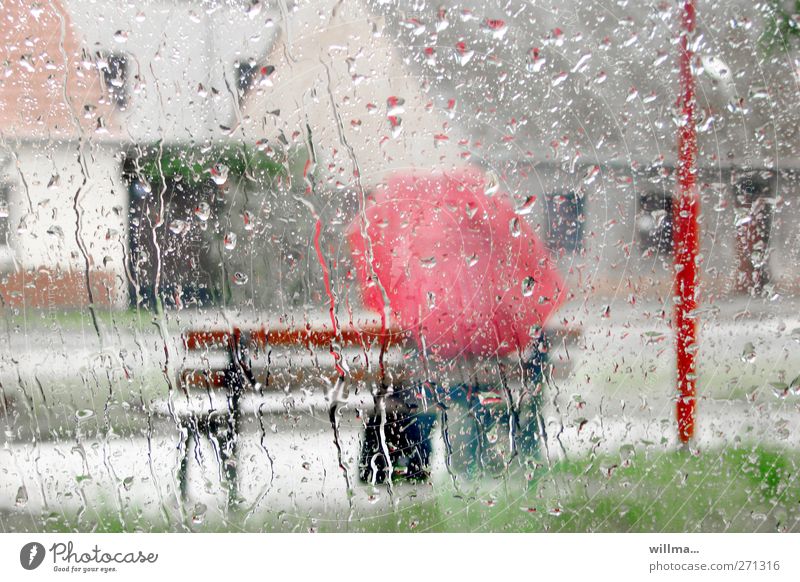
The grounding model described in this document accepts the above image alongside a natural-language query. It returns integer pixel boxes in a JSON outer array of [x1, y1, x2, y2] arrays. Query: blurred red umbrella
[[348, 167, 566, 360]]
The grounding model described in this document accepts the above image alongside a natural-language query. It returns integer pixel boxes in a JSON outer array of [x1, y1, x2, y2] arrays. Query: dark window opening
[[235, 58, 259, 103], [636, 191, 673, 255], [545, 190, 584, 253], [733, 173, 774, 295], [99, 52, 128, 109], [123, 157, 221, 310]]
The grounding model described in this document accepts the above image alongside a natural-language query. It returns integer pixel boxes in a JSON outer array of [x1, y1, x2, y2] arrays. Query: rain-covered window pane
[[1, 0, 800, 535]]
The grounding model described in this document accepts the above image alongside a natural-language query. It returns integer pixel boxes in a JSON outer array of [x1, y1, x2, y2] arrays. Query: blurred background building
[[1, 0, 799, 312]]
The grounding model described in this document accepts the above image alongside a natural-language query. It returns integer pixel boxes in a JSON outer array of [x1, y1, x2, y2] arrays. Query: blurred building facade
[[0, 0, 125, 308], [1, 0, 798, 312]]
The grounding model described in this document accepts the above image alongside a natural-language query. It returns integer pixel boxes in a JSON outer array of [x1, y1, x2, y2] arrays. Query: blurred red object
[[348, 167, 566, 359]]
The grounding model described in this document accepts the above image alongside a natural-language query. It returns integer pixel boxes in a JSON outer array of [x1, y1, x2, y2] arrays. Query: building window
[[235, 58, 259, 103], [636, 191, 673, 255], [545, 190, 584, 253], [99, 52, 128, 109], [733, 173, 773, 295]]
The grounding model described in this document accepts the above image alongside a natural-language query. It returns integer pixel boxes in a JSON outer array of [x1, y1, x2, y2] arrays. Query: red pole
[[674, 0, 699, 443]]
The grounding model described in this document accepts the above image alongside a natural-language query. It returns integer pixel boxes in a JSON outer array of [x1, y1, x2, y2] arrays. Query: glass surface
[[1, 0, 799, 533]]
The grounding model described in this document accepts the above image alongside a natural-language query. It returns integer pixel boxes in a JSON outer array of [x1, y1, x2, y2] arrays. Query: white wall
[[1, 142, 129, 307]]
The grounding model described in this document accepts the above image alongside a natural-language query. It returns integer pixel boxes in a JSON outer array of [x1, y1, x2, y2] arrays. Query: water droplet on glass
[[122, 476, 134, 491], [113, 30, 129, 44], [687, 306, 719, 321], [515, 195, 536, 215], [233, 272, 249, 285], [771, 383, 789, 399], [246, 0, 262, 19], [527, 48, 546, 73], [642, 331, 665, 345], [426, 291, 436, 309], [789, 375, 800, 396], [19, 55, 35, 73], [132, 179, 151, 199], [572, 52, 592, 73], [243, 210, 255, 231], [481, 18, 508, 40], [168, 220, 186, 235], [727, 98, 748, 115], [583, 165, 601, 185], [455, 42, 474, 66], [484, 171, 499, 196], [551, 71, 568, 87], [433, 133, 449, 146], [510, 217, 521, 237], [420, 256, 437, 269], [741, 342, 757, 363], [210, 163, 229, 185], [548, 27, 565, 47], [522, 276, 535, 297], [224, 232, 237, 250], [75, 409, 95, 422], [701, 55, 731, 81], [388, 116, 403, 138], [0, 200, 8, 218], [191, 502, 207, 524], [386, 96, 405, 116], [15, 486, 28, 507], [194, 202, 211, 221], [435, 7, 449, 32], [46, 225, 63, 238]]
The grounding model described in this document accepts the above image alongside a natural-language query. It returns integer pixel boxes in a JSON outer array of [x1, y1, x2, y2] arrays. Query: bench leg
[[177, 431, 191, 502], [215, 366, 244, 508], [205, 411, 239, 509], [359, 390, 436, 484]]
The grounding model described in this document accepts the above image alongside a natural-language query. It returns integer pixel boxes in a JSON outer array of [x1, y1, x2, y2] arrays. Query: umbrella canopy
[[349, 167, 566, 360]]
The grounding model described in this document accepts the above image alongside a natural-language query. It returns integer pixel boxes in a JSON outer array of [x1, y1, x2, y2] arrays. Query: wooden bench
[[163, 319, 582, 498], [163, 320, 411, 501]]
